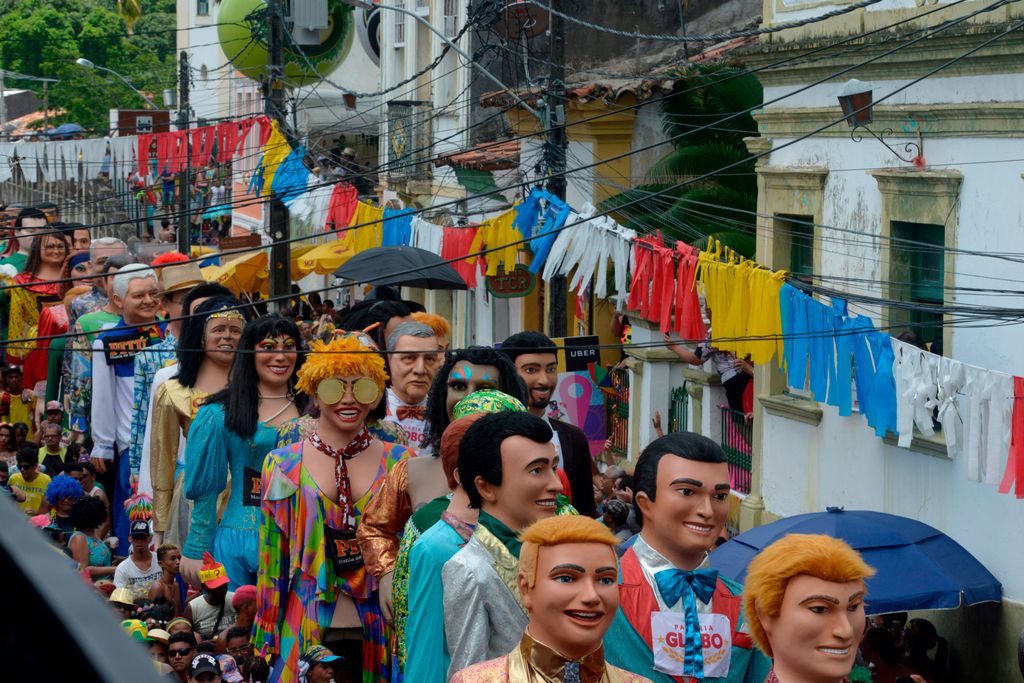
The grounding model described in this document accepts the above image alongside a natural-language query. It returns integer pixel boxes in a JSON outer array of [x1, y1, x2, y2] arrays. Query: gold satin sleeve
[[149, 381, 190, 532], [449, 657, 508, 683], [355, 457, 412, 578]]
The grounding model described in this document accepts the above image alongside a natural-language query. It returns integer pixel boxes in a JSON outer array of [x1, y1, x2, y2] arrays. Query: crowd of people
[[0, 204, 953, 683]]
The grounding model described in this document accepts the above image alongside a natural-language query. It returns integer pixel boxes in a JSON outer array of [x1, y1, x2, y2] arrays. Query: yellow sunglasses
[[317, 377, 381, 405]]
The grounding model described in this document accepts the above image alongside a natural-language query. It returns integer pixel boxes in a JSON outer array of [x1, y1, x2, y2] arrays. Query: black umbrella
[[333, 246, 468, 290]]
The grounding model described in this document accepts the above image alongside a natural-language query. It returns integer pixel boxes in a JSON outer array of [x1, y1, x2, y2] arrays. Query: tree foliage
[[0, 0, 175, 133], [600, 64, 763, 258]]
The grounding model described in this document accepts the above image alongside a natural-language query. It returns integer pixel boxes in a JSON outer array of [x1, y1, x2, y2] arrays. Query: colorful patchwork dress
[[254, 439, 412, 683]]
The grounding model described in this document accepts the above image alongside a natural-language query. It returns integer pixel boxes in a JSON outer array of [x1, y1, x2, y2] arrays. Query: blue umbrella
[[710, 508, 1001, 615]]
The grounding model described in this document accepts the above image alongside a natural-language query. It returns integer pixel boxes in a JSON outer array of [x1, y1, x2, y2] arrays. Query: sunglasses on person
[[169, 647, 193, 658], [316, 377, 380, 405]]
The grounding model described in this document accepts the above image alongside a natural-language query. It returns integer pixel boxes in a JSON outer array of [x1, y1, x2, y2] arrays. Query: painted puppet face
[[513, 352, 558, 414], [760, 575, 867, 682], [254, 335, 298, 389], [636, 456, 730, 570], [388, 333, 441, 405], [520, 541, 620, 660], [444, 361, 500, 418], [477, 435, 562, 530]]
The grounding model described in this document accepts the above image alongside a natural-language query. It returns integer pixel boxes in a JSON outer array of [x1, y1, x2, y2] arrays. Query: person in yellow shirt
[[1, 366, 36, 440], [9, 446, 51, 514]]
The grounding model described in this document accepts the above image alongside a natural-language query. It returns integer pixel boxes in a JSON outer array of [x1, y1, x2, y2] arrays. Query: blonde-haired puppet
[[744, 534, 879, 683], [253, 332, 415, 683], [452, 515, 652, 683]]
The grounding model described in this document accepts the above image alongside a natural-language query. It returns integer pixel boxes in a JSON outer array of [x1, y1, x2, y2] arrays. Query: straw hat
[[160, 262, 206, 294]]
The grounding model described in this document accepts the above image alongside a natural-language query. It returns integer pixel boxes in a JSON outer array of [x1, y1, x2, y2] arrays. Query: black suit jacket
[[550, 418, 597, 517]]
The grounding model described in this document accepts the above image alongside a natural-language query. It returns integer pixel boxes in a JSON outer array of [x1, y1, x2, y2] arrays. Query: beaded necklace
[[308, 426, 372, 528]]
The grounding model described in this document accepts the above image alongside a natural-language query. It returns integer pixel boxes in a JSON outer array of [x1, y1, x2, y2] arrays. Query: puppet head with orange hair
[[411, 311, 451, 349], [517, 515, 622, 659], [743, 533, 875, 668]]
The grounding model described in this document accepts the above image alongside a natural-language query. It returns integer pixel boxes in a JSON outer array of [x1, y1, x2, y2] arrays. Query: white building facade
[[741, 2, 1024, 679]]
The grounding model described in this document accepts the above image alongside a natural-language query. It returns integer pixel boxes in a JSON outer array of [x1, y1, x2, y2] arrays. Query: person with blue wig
[[45, 473, 83, 534]]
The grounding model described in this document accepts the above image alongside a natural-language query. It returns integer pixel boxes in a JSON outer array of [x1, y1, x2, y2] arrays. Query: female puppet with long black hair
[[182, 315, 312, 589]]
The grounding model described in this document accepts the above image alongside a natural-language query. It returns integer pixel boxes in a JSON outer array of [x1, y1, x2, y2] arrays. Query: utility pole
[[545, 0, 568, 338], [0, 70, 7, 141], [266, 0, 292, 312], [42, 82, 49, 132], [177, 51, 192, 254]]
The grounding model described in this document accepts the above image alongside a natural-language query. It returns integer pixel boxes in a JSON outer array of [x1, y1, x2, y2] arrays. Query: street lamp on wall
[[838, 79, 923, 166]]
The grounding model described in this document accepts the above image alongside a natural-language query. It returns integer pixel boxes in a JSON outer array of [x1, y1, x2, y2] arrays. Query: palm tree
[[601, 64, 762, 257], [117, 0, 142, 31]]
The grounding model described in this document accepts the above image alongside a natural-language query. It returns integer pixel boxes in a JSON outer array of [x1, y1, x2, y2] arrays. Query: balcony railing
[[669, 384, 689, 433], [605, 367, 630, 460], [720, 406, 752, 495]]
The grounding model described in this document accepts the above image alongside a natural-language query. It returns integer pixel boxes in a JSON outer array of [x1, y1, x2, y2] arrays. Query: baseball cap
[[129, 520, 152, 537], [300, 645, 343, 667], [189, 653, 221, 677], [217, 654, 245, 683], [198, 551, 230, 589], [45, 400, 63, 413]]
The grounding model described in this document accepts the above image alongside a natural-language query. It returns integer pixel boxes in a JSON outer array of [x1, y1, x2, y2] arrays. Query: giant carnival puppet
[[604, 432, 772, 683], [253, 332, 415, 683], [451, 514, 651, 683], [744, 534, 887, 683], [182, 315, 311, 587], [148, 296, 244, 547]]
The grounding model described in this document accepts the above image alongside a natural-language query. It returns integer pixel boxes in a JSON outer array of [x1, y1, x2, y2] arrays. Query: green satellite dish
[[217, 0, 355, 87]]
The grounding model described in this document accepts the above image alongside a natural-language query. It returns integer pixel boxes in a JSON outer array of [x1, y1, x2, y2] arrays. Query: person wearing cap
[[35, 400, 71, 448], [1, 365, 36, 442], [149, 627, 172, 664], [299, 645, 343, 683], [114, 519, 164, 601], [110, 586, 139, 619], [189, 652, 223, 683], [216, 585, 257, 653], [185, 552, 237, 642], [218, 654, 246, 683]]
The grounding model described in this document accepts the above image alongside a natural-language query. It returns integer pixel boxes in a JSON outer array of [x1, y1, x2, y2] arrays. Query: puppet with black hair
[[441, 411, 564, 677], [148, 296, 245, 548], [604, 432, 771, 683], [181, 314, 312, 589]]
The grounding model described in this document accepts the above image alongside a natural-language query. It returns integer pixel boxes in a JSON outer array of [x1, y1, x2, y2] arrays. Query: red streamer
[[999, 375, 1024, 498]]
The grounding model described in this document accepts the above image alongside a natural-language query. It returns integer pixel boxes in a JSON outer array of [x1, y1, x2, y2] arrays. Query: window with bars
[[197, 0, 209, 16]]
